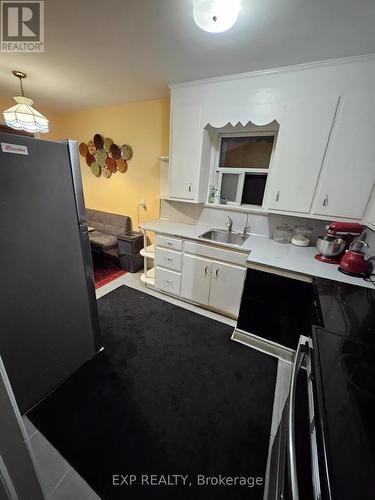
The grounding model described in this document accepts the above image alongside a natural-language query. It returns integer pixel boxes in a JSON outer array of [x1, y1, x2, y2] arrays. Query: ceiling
[[1, 0, 375, 112]]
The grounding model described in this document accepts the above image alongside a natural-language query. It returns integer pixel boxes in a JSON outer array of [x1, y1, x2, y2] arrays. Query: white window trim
[[208, 130, 277, 208], [217, 171, 244, 205]]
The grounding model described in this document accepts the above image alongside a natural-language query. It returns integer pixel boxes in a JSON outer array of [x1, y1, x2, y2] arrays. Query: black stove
[[313, 327, 375, 500], [312, 278, 375, 500], [266, 278, 375, 500]]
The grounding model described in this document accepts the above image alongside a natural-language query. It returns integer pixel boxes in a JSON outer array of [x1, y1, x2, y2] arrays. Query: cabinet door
[[313, 92, 375, 219], [364, 191, 375, 230], [169, 105, 202, 200], [208, 261, 246, 317], [181, 254, 212, 305], [268, 95, 338, 213]]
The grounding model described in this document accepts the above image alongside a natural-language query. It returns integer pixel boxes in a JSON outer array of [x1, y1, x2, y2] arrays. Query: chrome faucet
[[227, 216, 233, 233], [242, 214, 251, 237], [243, 225, 251, 237]]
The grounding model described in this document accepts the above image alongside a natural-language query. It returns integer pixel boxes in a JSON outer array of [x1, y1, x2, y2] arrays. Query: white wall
[[161, 199, 375, 261], [160, 199, 326, 242]]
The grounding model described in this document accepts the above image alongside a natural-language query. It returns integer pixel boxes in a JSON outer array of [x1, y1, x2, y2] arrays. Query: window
[[241, 173, 268, 205], [210, 131, 276, 207], [221, 173, 241, 203], [219, 136, 274, 169]]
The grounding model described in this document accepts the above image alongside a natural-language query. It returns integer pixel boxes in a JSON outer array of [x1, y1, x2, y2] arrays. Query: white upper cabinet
[[267, 95, 339, 213], [169, 105, 203, 201], [363, 190, 375, 230], [312, 92, 375, 220]]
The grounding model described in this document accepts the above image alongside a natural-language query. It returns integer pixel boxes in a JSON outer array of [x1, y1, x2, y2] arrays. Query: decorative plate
[[94, 148, 108, 167], [79, 142, 88, 157], [93, 133, 103, 149], [105, 157, 116, 172], [120, 144, 132, 160], [109, 143, 121, 160], [116, 158, 127, 173], [102, 167, 112, 178], [90, 162, 101, 177], [103, 137, 113, 152], [86, 153, 95, 167], [87, 140, 96, 155]]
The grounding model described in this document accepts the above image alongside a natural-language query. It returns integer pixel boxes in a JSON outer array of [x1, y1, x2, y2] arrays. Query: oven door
[[265, 336, 325, 500]]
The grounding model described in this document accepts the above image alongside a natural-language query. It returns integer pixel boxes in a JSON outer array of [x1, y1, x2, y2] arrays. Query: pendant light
[[3, 71, 49, 134], [193, 0, 241, 33]]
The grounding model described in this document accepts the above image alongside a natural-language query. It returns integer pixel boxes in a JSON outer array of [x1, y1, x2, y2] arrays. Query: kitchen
[[136, 54, 375, 499], [1, 1, 375, 499]]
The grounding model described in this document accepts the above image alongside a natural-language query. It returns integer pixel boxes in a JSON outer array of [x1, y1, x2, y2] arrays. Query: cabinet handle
[[167, 242, 173, 246], [215, 268, 219, 279], [276, 190, 280, 202], [166, 257, 173, 262], [166, 280, 173, 285], [188, 183, 192, 193], [204, 265, 208, 276], [323, 194, 328, 206]]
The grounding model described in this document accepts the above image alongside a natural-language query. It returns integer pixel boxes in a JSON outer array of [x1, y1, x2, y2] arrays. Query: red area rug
[[93, 259, 126, 289]]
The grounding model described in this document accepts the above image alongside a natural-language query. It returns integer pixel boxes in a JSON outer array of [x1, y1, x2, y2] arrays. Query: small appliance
[[315, 221, 363, 263], [339, 240, 371, 277]]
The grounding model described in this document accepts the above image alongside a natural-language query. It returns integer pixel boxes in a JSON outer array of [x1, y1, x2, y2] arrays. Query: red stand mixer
[[315, 222, 364, 264]]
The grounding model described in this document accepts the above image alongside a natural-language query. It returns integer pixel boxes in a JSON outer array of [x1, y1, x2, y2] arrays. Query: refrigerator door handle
[[79, 224, 102, 351], [67, 140, 86, 224]]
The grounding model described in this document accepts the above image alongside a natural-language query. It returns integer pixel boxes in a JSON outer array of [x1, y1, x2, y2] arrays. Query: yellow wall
[[46, 98, 170, 229]]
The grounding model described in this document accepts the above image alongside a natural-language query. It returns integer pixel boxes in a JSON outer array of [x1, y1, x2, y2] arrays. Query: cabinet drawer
[[155, 247, 182, 271], [183, 240, 247, 266], [155, 267, 181, 295], [155, 235, 183, 251]]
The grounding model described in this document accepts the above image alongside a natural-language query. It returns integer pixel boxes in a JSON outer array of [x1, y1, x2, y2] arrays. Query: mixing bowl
[[316, 235, 346, 258]]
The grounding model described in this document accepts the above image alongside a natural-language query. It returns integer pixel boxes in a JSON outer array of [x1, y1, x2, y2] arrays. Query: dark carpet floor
[[28, 285, 277, 500]]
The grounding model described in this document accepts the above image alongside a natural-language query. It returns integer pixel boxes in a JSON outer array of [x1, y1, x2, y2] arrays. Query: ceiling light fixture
[[193, 0, 241, 33], [3, 71, 49, 134]]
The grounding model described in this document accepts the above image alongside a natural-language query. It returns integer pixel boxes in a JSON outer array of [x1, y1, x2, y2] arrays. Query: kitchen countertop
[[140, 219, 374, 289]]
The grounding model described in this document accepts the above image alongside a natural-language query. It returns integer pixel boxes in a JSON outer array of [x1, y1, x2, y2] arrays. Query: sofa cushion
[[89, 231, 118, 251], [86, 208, 130, 237]]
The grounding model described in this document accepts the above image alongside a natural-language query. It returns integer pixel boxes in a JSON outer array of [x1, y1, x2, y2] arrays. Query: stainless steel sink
[[199, 228, 248, 246]]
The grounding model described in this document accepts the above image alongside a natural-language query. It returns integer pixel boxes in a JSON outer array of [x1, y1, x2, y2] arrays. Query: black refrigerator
[[0, 133, 101, 414]]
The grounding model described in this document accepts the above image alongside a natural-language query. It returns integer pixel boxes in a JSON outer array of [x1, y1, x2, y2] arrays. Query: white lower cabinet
[[181, 253, 246, 317], [181, 254, 212, 305], [155, 247, 182, 272], [208, 261, 246, 317], [154, 234, 247, 318], [155, 267, 181, 295]]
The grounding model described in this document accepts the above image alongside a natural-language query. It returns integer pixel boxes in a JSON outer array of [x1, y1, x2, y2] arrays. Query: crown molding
[[169, 53, 375, 90]]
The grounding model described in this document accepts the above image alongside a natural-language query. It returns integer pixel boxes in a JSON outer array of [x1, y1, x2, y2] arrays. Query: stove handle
[[288, 338, 307, 500]]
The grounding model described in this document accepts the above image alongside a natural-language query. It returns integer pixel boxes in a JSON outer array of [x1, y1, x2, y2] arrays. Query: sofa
[[86, 208, 131, 255]]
